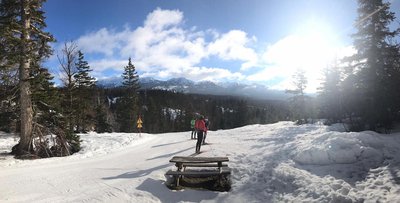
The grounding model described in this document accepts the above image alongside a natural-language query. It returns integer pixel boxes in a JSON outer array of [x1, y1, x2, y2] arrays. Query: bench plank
[[166, 168, 231, 177], [170, 156, 229, 163], [182, 163, 228, 168]]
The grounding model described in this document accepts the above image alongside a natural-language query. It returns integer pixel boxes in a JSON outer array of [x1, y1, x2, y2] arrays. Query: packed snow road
[[1, 122, 400, 202]]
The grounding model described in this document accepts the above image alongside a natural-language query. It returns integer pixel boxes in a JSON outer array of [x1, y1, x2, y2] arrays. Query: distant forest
[[104, 88, 291, 133], [0, 85, 291, 134]]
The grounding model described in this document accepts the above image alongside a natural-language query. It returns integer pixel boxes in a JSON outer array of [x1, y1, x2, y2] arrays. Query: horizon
[[43, 0, 400, 93]]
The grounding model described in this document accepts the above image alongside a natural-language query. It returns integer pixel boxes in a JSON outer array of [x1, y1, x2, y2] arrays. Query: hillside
[[1, 122, 400, 202]]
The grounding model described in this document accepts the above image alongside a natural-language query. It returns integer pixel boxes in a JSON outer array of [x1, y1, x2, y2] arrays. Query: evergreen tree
[[345, 0, 400, 131], [0, 60, 18, 132], [116, 58, 140, 132], [74, 51, 96, 87], [318, 61, 343, 123], [73, 50, 96, 132], [286, 69, 309, 124], [95, 104, 112, 133], [0, 0, 56, 157]]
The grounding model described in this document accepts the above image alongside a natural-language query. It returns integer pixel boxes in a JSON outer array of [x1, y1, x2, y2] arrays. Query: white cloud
[[89, 59, 127, 77], [144, 8, 183, 31], [207, 30, 258, 70], [76, 28, 130, 57], [69, 8, 258, 83]]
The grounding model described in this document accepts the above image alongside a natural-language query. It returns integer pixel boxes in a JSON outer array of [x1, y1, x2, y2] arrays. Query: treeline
[[112, 89, 290, 133], [283, 0, 400, 133], [1, 86, 291, 134], [316, 0, 400, 132]]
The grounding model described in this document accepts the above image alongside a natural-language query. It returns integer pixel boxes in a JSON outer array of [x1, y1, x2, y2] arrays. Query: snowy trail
[[1, 122, 400, 202], [0, 133, 215, 202]]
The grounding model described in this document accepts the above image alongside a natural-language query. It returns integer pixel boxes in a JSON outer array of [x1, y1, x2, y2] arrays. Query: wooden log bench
[[182, 163, 228, 170], [166, 156, 231, 187]]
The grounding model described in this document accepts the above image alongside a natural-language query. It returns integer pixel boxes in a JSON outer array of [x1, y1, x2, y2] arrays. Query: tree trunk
[[18, 0, 33, 156]]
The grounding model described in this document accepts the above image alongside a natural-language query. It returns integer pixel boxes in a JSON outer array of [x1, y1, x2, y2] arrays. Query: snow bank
[[0, 132, 152, 167], [0, 132, 19, 154], [271, 162, 356, 202], [293, 131, 388, 168], [77, 132, 153, 158]]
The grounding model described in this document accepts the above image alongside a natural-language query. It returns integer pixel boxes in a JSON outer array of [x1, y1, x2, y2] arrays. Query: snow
[[162, 107, 183, 120], [1, 121, 400, 202]]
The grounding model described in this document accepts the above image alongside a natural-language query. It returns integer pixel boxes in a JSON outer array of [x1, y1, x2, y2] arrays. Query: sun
[[265, 21, 344, 92], [252, 20, 350, 93]]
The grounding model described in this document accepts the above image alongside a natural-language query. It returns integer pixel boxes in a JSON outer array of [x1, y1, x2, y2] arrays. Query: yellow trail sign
[[137, 117, 143, 129]]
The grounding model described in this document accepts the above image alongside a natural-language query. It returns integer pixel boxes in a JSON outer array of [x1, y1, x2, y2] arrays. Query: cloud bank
[[54, 7, 350, 92]]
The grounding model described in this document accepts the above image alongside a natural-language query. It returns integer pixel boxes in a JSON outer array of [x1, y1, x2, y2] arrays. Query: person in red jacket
[[194, 115, 207, 153]]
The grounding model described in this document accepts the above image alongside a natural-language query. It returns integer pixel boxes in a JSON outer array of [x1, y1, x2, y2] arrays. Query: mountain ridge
[[97, 76, 288, 100]]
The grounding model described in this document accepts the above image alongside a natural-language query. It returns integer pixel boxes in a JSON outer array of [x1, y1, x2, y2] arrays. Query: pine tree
[[95, 104, 112, 133], [318, 61, 343, 123], [74, 51, 95, 88], [0, 0, 56, 157], [73, 50, 96, 132], [116, 58, 140, 132], [286, 69, 308, 124], [345, 0, 400, 131]]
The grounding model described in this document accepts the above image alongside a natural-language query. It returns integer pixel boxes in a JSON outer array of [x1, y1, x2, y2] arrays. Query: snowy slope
[[1, 122, 400, 202]]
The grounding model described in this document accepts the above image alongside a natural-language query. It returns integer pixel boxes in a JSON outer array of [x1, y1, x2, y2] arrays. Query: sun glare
[[283, 21, 343, 92]]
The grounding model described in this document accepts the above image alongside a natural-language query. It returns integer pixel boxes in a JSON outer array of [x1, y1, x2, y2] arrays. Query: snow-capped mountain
[[97, 77, 288, 100]]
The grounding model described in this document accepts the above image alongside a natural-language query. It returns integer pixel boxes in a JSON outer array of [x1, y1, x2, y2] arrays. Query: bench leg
[[175, 175, 182, 187]]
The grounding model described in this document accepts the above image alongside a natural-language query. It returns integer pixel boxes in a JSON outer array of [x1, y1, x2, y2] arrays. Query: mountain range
[[97, 77, 289, 100]]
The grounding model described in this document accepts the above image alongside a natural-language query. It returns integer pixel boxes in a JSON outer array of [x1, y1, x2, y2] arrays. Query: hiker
[[190, 117, 197, 139], [203, 118, 209, 144], [195, 115, 207, 153]]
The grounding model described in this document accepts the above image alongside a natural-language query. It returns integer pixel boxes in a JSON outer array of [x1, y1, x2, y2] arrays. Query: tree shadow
[[151, 140, 191, 148], [102, 163, 171, 180], [146, 147, 193, 161], [136, 178, 218, 202]]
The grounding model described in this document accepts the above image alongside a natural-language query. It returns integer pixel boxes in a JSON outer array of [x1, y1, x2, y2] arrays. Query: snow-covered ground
[[1, 121, 400, 202]]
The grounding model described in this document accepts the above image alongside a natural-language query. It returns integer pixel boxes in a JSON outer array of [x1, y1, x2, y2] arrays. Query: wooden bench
[[182, 163, 228, 169], [170, 156, 229, 171], [166, 167, 231, 177], [167, 156, 231, 187]]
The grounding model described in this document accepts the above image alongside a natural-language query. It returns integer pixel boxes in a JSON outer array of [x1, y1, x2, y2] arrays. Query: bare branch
[[57, 41, 78, 88]]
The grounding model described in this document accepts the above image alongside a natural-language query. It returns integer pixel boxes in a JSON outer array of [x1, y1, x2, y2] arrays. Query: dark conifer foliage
[[73, 50, 96, 132], [95, 104, 112, 133], [317, 61, 343, 124], [90, 86, 290, 134], [116, 58, 140, 132], [0, 0, 82, 158], [341, 0, 400, 131], [285, 69, 312, 124]]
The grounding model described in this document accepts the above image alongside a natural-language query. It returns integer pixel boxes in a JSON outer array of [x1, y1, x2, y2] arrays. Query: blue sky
[[43, 0, 400, 92]]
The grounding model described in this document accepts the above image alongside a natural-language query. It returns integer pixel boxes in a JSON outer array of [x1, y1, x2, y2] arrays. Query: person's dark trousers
[[191, 129, 197, 139], [196, 131, 204, 153], [202, 131, 207, 144]]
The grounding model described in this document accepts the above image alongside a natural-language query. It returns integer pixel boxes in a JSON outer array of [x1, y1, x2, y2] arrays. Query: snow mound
[[293, 131, 387, 167], [271, 162, 356, 202], [77, 132, 151, 158]]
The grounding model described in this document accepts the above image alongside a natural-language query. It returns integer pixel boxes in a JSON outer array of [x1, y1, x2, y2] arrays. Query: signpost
[[137, 115, 143, 136]]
